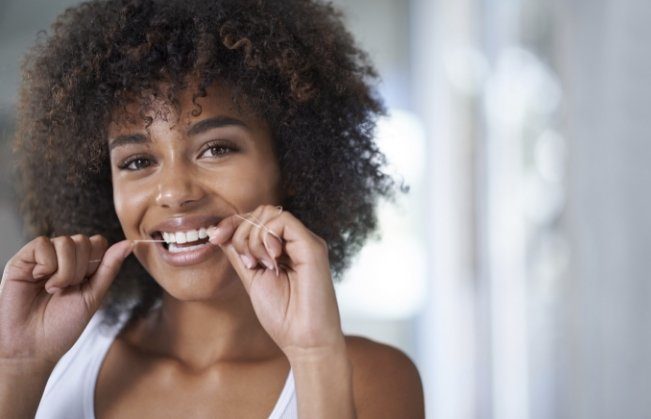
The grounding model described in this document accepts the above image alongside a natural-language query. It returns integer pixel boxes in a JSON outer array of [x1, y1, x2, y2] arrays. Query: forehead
[[107, 82, 258, 134]]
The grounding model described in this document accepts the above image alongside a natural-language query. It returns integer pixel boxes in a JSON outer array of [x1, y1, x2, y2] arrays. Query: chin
[[155, 267, 242, 302]]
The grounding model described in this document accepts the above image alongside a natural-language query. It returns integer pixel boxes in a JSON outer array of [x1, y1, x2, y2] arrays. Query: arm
[[209, 206, 424, 418], [208, 205, 356, 418], [0, 236, 132, 417], [0, 359, 54, 419], [289, 341, 356, 419]]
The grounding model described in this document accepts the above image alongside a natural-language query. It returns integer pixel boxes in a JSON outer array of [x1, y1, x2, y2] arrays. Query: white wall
[[559, 0, 651, 417]]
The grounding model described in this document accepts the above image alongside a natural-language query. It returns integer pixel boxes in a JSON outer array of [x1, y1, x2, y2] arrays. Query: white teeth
[[160, 225, 217, 246], [168, 242, 211, 253], [186, 230, 199, 242]]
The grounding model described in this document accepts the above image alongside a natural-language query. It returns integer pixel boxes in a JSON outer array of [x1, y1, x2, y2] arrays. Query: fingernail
[[240, 254, 256, 269], [46, 286, 61, 294], [208, 226, 224, 244], [261, 259, 274, 271], [263, 233, 281, 258], [33, 270, 48, 280], [263, 235, 273, 256]]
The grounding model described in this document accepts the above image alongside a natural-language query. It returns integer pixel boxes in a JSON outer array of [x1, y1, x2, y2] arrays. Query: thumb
[[83, 240, 134, 310]]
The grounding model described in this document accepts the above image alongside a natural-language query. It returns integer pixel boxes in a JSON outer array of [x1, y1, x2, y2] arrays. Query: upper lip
[[147, 214, 223, 237]]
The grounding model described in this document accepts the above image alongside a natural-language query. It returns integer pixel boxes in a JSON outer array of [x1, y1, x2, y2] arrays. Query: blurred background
[[1, 0, 650, 418]]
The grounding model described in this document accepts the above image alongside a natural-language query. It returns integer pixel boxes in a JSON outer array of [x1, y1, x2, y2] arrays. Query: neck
[[130, 282, 283, 370]]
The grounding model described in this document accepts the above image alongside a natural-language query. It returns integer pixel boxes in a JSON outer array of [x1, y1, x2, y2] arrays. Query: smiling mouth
[[152, 225, 217, 253]]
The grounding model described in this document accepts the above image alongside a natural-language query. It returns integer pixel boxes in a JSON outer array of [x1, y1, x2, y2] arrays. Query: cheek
[[112, 178, 149, 233], [214, 161, 281, 209]]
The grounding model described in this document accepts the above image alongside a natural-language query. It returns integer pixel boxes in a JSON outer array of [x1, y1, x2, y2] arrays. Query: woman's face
[[108, 83, 282, 301]]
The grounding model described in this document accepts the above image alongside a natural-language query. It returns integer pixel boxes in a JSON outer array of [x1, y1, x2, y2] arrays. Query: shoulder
[[344, 335, 425, 419]]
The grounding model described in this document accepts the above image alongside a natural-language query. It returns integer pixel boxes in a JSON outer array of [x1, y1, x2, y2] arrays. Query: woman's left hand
[[207, 205, 345, 359]]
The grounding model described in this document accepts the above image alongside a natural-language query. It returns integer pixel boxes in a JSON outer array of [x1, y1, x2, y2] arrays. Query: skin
[[0, 82, 424, 418]]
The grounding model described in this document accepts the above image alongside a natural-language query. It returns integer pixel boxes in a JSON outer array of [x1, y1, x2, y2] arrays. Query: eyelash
[[117, 141, 238, 171], [199, 140, 238, 158], [118, 155, 152, 171]]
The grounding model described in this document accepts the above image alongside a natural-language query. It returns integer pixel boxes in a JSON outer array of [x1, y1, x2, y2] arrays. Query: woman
[[0, 0, 424, 417]]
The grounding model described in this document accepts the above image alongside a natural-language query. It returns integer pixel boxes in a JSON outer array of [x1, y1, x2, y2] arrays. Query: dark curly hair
[[13, 0, 395, 323]]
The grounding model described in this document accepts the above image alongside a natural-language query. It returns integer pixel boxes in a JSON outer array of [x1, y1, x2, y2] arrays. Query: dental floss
[[88, 239, 166, 262], [233, 209, 283, 276], [234, 213, 283, 243], [88, 208, 284, 273]]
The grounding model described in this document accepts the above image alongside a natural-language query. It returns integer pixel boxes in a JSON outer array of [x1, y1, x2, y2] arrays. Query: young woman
[[0, 0, 424, 417]]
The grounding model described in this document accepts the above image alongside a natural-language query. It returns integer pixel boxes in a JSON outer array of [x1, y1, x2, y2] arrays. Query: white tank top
[[35, 311, 298, 419]]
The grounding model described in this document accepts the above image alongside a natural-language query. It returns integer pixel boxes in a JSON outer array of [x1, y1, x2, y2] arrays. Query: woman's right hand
[[0, 235, 133, 366]]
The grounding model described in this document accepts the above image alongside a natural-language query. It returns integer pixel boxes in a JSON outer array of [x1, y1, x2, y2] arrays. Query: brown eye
[[199, 141, 237, 158], [118, 157, 152, 171]]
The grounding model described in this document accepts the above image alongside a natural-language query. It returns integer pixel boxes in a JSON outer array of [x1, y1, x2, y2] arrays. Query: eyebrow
[[109, 116, 249, 151], [186, 116, 249, 136], [108, 133, 149, 151]]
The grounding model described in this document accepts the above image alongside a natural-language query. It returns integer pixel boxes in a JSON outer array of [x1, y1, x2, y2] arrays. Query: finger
[[264, 212, 329, 267], [263, 229, 283, 260], [230, 210, 260, 264], [30, 236, 58, 280], [70, 235, 91, 285], [217, 242, 259, 293], [249, 207, 282, 272], [207, 215, 255, 268], [45, 236, 77, 291], [82, 240, 134, 311], [248, 207, 272, 267], [2, 236, 57, 283], [208, 214, 241, 246], [86, 235, 109, 277]]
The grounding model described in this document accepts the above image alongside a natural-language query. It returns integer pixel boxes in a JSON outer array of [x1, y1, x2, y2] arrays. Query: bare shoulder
[[344, 335, 425, 419]]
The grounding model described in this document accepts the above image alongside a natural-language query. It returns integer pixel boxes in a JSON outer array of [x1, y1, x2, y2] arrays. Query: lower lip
[[155, 240, 219, 267]]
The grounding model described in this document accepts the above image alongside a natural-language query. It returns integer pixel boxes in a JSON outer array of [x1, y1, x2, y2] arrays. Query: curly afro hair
[[13, 0, 396, 323]]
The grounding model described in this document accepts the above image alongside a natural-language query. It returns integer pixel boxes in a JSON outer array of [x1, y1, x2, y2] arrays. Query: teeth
[[159, 225, 216, 245], [175, 231, 187, 244], [186, 230, 199, 242], [168, 242, 211, 253]]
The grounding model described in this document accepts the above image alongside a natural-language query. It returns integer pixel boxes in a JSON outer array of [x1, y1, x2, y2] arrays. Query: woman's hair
[[14, 0, 396, 322]]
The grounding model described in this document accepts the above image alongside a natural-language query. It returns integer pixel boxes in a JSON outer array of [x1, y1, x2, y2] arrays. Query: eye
[[118, 156, 153, 171], [199, 141, 237, 159]]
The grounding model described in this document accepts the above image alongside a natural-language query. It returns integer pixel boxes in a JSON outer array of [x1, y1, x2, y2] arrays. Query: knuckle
[[91, 235, 109, 251], [53, 235, 75, 249], [71, 234, 90, 246], [91, 234, 108, 244], [262, 204, 277, 216], [73, 235, 91, 252], [33, 235, 51, 247], [24, 236, 52, 258]]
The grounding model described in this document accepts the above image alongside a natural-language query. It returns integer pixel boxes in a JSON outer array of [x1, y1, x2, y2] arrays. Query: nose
[[155, 161, 205, 210]]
